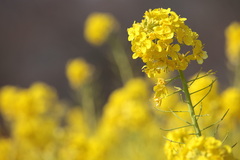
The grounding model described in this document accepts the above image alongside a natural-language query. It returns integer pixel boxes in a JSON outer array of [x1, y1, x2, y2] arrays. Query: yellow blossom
[[225, 22, 240, 65], [164, 129, 236, 160], [153, 78, 168, 107], [180, 136, 236, 159], [164, 128, 194, 159], [13, 117, 57, 148], [127, 8, 207, 77], [0, 82, 58, 121], [0, 138, 11, 160], [100, 78, 151, 131], [66, 58, 92, 89], [84, 12, 118, 46], [220, 87, 240, 127]]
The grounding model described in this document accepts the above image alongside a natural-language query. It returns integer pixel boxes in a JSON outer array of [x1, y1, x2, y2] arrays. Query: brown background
[[0, 0, 240, 99]]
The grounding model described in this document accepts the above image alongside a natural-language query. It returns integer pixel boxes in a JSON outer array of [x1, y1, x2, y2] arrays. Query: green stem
[[178, 70, 202, 137], [110, 36, 133, 84], [80, 83, 96, 131]]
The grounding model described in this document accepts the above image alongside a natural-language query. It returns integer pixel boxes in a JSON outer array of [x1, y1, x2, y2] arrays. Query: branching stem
[[178, 70, 202, 137]]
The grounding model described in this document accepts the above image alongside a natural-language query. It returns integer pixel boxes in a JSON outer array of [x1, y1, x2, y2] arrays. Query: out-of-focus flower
[[13, 117, 57, 148], [188, 72, 220, 125], [58, 107, 89, 160], [164, 128, 236, 160], [221, 87, 240, 126], [66, 58, 93, 89], [100, 78, 151, 131], [127, 8, 207, 77], [84, 12, 118, 46], [0, 138, 11, 160], [189, 72, 218, 102], [225, 22, 240, 65], [0, 82, 58, 121]]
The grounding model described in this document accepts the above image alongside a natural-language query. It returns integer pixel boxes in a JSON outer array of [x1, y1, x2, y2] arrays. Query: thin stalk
[[80, 83, 96, 130], [178, 70, 202, 137], [110, 36, 133, 84]]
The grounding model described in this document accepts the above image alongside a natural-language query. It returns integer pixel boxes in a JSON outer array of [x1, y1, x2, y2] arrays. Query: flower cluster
[[153, 78, 168, 107], [127, 8, 207, 77], [221, 87, 240, 126], [0, 82, 58, 121], [164, 129, 236, 160], [225, 22, 240, 65], [101, 78, 151, 131], [0, 83, 62, 159], [84, 12, 118, 46]]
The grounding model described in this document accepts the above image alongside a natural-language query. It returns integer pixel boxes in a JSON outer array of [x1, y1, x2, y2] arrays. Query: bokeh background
[[1, 0, 240, 99]]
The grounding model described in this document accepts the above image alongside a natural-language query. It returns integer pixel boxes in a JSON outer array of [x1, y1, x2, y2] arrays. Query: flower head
[[153, 78, 168, 107], [66, 58, 93, 89], [84, 12, 118, 46], [127, 8, 207, 77], [225, 22, 240, 65], [164, 129, 236, 160]]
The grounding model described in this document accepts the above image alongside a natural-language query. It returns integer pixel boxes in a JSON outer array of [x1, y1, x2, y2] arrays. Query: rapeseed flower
[[66, 58, 92, 89], [0, 139, 11, 160], [164, 128, 193, 159], [220, 87, 240, 126], [100, 78, 151, 131], [0, 82, 58, 121], [225, 22, 240, 65], [180, 136, 235, 159], [127, 8, 207, 77], [153, 78, 168, 107], [84, 12, 118, 46], [164, 129, 236, 159]]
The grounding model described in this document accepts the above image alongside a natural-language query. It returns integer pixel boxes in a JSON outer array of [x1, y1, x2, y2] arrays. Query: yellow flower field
[[0, 7, 240, 160]]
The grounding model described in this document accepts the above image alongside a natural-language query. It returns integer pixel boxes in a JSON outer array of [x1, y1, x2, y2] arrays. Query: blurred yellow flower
[[225, 22, 240, 65], [100, 78, 151, 131], [188, 72, 220, 122], [0, 82, 58, 121], [13, 117, 57, 148], [66, 58, 92, 89], [221, 87, 240, 124], [84, 12, 118, 46], [0, 139, 11, 160]]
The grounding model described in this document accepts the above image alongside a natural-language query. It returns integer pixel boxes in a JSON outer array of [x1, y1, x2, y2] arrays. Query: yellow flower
[[225, 22, 240, 65], [0, 82, 58, 121], [164, 129, 236, 160], [164, 128, 194, 159], [66, 58, 93, 89], [13, 117, 57, 148], [220, 87, 240, 127], [0, 138, 11, 160], [84, 12, 118, 46], [180, 136, 236, 159], [127, 8, 207, 77], [153, 78, 168, 107], [100, 78, 151, 131]]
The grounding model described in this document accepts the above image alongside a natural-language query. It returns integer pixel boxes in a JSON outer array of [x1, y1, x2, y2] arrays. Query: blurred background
[[0, 0, 240, 99]]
